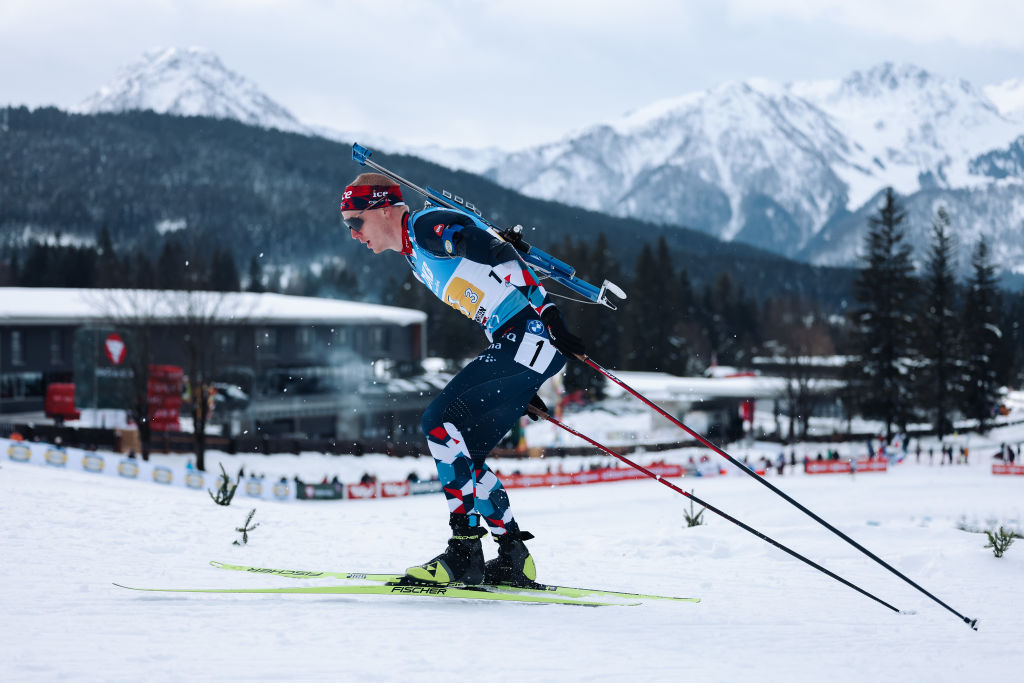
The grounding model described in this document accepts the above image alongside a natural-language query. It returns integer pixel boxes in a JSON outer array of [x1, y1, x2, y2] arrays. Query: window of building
[[370, 327, 392, 352], [297, 327, 315, 353], [10, 330, 24, 366], [216, 329, 237, 355], [256, 328, 278, 355], [49, 330, 62, 366], [331, 327, 349, 348]]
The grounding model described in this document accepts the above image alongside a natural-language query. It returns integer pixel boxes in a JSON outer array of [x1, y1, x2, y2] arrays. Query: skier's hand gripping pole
[[541, 307, 587, 360]]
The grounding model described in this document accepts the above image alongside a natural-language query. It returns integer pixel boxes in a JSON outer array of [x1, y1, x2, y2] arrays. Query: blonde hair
[[348, 172, 395, 186]]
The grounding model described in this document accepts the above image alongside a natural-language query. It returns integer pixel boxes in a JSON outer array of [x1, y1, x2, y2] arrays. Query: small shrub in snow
[[233, 508, 260, 546], [683, 493, 706, 528], [984, 527, 1018, 558], [208, 463, 239, 506]]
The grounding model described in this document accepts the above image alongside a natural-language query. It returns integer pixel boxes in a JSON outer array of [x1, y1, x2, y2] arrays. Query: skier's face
[[344, 206, 399, 254]]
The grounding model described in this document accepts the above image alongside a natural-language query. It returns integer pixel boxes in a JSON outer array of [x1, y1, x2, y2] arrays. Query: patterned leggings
[[422, 313, 564, 535]]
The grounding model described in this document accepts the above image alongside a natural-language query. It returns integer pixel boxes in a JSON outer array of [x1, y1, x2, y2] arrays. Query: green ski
[[113, 582, 619, 606], [209, 560, 700, 604]]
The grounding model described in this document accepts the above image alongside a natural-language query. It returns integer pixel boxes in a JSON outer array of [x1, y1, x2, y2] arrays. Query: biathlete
[[340, 174, 586, 586]]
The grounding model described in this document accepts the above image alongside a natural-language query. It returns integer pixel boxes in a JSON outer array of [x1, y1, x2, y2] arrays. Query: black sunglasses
[[343, 195, 388, 232]]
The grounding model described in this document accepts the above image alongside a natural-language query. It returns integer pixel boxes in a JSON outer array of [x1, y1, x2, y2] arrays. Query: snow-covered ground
[[3, 420, 1023, 681]]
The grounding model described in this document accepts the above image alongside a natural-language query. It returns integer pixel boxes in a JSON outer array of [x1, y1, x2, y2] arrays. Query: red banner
[[805, 459, 888, 474], [148, 365, 183, 432], [44, 383, 81, 421], [993, 463, 1024, 476], [381, 481, 410, 497], [346, 483, 378, 499], [500, 463, 685, 489]]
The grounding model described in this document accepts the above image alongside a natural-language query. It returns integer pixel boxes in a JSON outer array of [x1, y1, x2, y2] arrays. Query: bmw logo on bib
[[527, 319, 546, 336]]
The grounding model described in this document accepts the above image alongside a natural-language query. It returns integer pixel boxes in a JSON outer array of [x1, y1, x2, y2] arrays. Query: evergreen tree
[[960, 236, 1002, 430], [850, 188, 918, 438], [1001, 290, 1024, 388], [207, 247, 240, 292], [626, 243, 667, 370], [128, 248, 156, 289], [560, 233, 619, 399], [247, 255, 265, 293], [157, 239, 187, 290], [19, 242, 52, 286], [917, 208, 961, 438], [671, 265, 707, 375], [94, 225, 123, 288]]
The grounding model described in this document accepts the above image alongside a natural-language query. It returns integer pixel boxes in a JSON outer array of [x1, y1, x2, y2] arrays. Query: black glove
[[523, 394, 548, 421], [541, 307, 587, 359]]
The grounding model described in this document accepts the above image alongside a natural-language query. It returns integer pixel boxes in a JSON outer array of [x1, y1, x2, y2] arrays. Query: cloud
[[728, 0, 1024, 50]]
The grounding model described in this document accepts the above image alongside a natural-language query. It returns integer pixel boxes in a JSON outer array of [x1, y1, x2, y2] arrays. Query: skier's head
[[341, 173, 407, 254]]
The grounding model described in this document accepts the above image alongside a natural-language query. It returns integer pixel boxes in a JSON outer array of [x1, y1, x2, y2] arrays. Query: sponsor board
[[45, 449, 67, 467], [245, 480, 263, 497], [410, 480, 443, 495], [8, 444, 31, 462], [185, 472, 204, 489], [118, 460, 140, 478], [82, 453, 105, 473], [805, 459, 888, 475], [345, 483, 378, 499], [297, 483, 345, 500], [502, 465, 685, 489], [272, 482, 291, 500], [381, 481, 410, 498], [152, 466, 174, 484], [993, 463, 1024, 475]]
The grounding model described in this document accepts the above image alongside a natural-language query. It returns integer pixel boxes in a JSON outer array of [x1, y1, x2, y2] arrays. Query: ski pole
[[580, 356, 979, 630], [529, 405, 905, 617]]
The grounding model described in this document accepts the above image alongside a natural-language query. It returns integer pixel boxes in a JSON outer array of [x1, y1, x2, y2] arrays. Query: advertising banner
[[345, 483, 378, 499], [148, 365, 183, 432], [380, 481, 410, 498], [73, 328, 136, 409], [410, 480, 443, 495], [805, 459, 888, 474], [296, 482, 345, 500], [993, 463, 1024, 475], [501, 464, 685, 489]]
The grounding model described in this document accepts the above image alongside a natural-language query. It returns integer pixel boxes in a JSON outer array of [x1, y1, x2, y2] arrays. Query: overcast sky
[[3, 0, 1023, 149]]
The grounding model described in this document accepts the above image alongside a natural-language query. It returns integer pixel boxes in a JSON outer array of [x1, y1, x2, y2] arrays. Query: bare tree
[[169, 290, 248, 471], [89, 289, 170, 460]]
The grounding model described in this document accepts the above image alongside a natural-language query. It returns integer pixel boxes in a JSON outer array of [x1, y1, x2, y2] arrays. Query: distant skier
[[340, 175, 586, 586]]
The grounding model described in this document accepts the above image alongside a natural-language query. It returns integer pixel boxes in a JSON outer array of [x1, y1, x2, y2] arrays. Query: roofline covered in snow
[[0, 288, 426, 327]]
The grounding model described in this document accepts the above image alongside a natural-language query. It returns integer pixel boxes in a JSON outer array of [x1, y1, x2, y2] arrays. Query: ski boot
[[405, 514, 487, 585], [483, 525, 537, 587]]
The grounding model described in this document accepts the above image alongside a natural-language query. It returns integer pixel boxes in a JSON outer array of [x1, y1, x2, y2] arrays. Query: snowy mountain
[[72, 52, 1024, 274], [75, 47, 504, 173], [74, 47, 310, 135], [985, 78, 1024, 120], [480, 63, 1024, 274]]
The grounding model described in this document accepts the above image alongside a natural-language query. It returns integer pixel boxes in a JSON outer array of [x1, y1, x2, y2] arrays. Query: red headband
[[340, 184, 403, 212]]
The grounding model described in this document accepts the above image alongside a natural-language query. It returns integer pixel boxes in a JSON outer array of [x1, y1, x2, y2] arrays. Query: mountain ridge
[[63, 50, 1024, 276]]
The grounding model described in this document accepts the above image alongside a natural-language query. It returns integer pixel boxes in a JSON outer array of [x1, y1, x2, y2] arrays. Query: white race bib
[[514, 332, 557, 372]]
